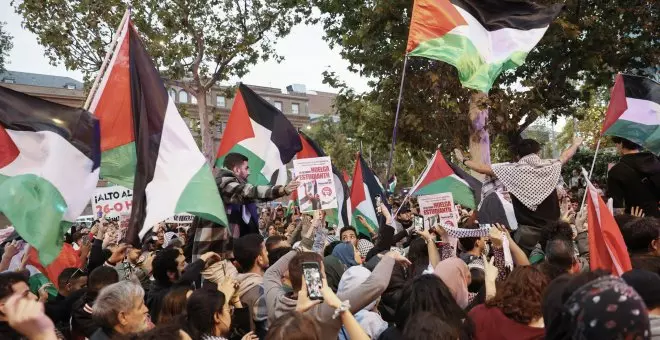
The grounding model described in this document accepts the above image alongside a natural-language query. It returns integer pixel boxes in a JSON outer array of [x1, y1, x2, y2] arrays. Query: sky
[[0, 2, 371, 94]]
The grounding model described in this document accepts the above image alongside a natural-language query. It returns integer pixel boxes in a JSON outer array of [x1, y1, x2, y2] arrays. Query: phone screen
[[413, 215, 424, 232], [302, 262, 323, 300]]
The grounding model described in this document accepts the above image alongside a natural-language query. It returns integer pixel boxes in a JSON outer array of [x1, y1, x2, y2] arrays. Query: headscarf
[[563, 276, 650, 340], [337, 267, 388, 340], [332, 242, 358, 267], [357, 239, 374, 259], [163, 232, 178, 248], [323, 255, 345, 293], [433, 258, 470, 309]]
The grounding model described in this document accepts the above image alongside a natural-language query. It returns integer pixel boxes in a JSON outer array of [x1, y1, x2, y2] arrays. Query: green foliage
[[0, 21, 13, 74], [312, 0, 659, 163], [12, 0, 312, 161], [562, 149, 619, 186]]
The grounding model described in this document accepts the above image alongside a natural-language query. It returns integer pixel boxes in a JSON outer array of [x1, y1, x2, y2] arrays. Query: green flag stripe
[[100, 142, 137, 188], [603, 120, 660, 155], [0, 174, 70, 265], [215, 144, 271, 185], [175, 163, 228, 226], [409, 34, 528, 93], [415, 176, 477, 209]]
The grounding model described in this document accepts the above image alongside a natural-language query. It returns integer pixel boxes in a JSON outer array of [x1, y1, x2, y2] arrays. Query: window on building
[[274, 101, 283, 111], [291, 103, 300, 115], [65, 84, 76, 90], [191, 95, 197, 104], [168, 88, 177, 101], [179, 91, 189, 103], [217, 95, 226, 107]]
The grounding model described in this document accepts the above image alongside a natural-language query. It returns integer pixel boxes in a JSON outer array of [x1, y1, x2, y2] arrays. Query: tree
[[13, 0, 312, 163], [0, 21, 13, 74], [312, 0, 658, 165]]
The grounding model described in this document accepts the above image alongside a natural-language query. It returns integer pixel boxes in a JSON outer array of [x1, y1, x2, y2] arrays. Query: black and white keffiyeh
[[443, 224, 513, 269], [491, 154, 562, 211]]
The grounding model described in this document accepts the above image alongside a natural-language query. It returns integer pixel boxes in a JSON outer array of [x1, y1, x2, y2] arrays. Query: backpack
[[620, 157, 660, 199]]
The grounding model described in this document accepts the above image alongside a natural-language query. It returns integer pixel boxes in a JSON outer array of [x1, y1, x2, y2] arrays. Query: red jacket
[[468, 304, 544, 340]]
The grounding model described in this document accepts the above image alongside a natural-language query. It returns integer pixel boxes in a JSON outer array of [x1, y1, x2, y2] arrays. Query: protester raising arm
[[558, 136, 584, 164], [492, 224, 530, 267], [321, 280, 369, 340], [218, 172, 299, 205], [4, 293, 57, 340], [0, 241, 19, 272], [418, 229, 441, 269], [454, 149, 495, 177]]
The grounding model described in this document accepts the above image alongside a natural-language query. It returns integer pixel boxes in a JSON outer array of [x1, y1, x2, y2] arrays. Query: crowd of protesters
[[0, 136, 659, 340]]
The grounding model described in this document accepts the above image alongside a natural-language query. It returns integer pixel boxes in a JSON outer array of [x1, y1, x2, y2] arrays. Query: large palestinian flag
[[0, 86, 100, 265], [601, 74, 660, 155], [215, 85, 302, 185], [350, 153, 387, 236], [297, 131, 349, 228], [410, 150, 482, 210], [406, 0, 563, 93], [88, 15, 227, 245]]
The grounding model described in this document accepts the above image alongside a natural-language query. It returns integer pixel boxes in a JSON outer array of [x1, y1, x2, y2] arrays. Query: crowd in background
[[0, 136, 659, 340]]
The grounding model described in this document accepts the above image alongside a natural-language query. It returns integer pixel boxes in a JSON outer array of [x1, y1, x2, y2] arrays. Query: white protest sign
[[417, 192, 458, 229], [165, 213, 195, 224], [91, 186, 133, 218], [292, 156, 338, 212]]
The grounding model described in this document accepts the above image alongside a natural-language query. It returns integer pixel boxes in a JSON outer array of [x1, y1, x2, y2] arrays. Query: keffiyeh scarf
[[443, 224, 513, 270], [491, 154, 562, 211]]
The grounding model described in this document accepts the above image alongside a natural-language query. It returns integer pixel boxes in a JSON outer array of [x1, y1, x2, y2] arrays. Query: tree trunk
[[468, 92, 491, 178], [196, 92, 214, 165]]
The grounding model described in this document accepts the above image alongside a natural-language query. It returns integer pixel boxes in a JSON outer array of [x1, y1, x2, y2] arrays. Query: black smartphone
[[302, 262, 324, 300], [413, 214, 425, 232]]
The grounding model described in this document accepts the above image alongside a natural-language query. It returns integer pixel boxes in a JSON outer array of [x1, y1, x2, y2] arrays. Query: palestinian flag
[[297, 131, 349, 228], [410, 150, 482, 210], [216, 84, 302, 185], [26, 243, 81, 290], [478, 192, 518, 231], [343, 170, 352, 188], [601, 74, 660, 155], [350, 153, 387, 235], [0, 86, 100, 265], [406, 0, 563, 93], [87, 15, 227, 245], [388, 175, 397, 193], [583, 169, 631, 276]]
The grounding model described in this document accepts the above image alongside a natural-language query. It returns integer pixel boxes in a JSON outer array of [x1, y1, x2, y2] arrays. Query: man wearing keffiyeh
[[189, 153, 299, 261], [455, 137, 583, 255]]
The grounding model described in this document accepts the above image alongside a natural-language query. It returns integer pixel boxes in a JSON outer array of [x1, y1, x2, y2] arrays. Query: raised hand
[[630, 206, 645, 218], [295, 279, 322, 313]]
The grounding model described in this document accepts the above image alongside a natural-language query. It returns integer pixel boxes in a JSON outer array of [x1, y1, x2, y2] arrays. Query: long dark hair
[[396, 275, 473, 339], [406, 237, 429, 279], [184, 288, 227, 339], [158, 286, 190, 324]]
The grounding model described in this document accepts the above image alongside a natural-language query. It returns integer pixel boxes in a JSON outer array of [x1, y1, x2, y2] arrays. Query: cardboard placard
[[417, 192, 458, 229], [292, 157, 338, 212], [91, 186, 133, 218]]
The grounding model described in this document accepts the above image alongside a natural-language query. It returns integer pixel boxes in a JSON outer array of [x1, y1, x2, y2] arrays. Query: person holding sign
[[218, 153, 300, 237]]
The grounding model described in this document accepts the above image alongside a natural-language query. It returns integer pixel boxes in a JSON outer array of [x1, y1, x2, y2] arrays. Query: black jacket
[[146, 259, 206, 322], [608, 152, 660, 217], [71, 293, 98, 339]]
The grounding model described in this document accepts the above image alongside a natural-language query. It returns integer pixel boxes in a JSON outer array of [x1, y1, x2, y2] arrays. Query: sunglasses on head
[[65, 268, 87, 287]]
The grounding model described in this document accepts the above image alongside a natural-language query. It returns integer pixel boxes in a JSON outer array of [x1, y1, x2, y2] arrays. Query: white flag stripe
[[451, 7, 551, 64], [1, 130, 99, 222], [618, 97, 660, 125], [140, 99, 207, 239]]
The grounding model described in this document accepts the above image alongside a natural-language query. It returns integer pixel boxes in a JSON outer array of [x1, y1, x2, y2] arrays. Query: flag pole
[[579, 138, 602, 211], [83, 9, 130, 110], [385, 55, 410, 182]]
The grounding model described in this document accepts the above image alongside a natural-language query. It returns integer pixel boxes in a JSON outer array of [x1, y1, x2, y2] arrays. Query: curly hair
[[485, 266, 549, 325]]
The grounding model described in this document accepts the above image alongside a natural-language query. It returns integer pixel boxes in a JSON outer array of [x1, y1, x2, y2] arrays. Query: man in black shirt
[[608, 137, 660, 217]]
